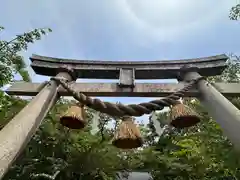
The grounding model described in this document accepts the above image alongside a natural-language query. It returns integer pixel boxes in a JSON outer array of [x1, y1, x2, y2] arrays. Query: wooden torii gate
[[1, 54, 240, 178]]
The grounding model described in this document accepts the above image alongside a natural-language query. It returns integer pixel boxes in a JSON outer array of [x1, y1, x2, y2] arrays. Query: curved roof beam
[[30, 54, 228, 79]]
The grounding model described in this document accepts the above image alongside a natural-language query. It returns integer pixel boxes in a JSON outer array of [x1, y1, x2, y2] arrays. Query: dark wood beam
[[5, 82, 240, 97], [30, 54, 228, 79]]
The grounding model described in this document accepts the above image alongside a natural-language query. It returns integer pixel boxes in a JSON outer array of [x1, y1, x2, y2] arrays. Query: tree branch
[[31, 170, 60, 180]]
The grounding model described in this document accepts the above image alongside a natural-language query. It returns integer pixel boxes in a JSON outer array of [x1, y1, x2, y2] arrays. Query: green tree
[[230, 4, 240, 20], [0, 26, 52, 86], [1, 98, 137, 180]]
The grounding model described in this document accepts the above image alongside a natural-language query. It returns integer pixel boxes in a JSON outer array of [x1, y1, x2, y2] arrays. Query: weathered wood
[[0, 72, 73, 179], [184, 72, 240, 150], [5, 82, 240, 97], [30, 54, 228, 79], [118, 68, 135, 88]]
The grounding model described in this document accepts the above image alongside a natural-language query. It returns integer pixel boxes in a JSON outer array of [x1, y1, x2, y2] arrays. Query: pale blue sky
[[1, 0, 240, 123]]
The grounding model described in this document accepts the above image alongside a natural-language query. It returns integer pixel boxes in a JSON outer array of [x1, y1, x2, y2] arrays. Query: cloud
[[1, 0, 238, 60], [114, 0, 236, 45]]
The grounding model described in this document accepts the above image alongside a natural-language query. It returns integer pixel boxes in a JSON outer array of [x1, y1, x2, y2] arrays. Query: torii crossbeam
[[1, 54, 240, 179]]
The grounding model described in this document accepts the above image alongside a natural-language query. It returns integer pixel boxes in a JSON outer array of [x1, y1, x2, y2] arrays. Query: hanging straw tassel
[[170, 102, 200, 128], [112, 116, 143, 149], [60, 103, 87, 129]]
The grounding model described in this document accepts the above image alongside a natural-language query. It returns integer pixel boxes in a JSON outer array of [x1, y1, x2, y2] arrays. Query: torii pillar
[[183, 71, 240, 149], [0, 72, 73, 178]]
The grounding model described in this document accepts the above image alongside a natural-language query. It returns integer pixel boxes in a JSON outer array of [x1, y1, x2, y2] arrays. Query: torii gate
[[1, 54, 240, 178]]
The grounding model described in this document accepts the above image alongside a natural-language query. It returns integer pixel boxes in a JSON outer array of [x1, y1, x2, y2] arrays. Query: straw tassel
[[112, 116, 143, 149], [170, 102, 200, 128], [60, 103, 87, 129]]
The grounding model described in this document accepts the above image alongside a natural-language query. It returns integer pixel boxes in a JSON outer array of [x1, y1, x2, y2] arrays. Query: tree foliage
[[230, 4, 240, 20], [0, 26, 52, 86]]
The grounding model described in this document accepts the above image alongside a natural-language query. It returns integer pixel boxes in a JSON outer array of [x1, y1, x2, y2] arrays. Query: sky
[[1, 0, 240, 123]]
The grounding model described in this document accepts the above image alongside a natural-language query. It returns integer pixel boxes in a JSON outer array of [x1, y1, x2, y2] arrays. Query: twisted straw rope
[[51, 77, 203, 117]]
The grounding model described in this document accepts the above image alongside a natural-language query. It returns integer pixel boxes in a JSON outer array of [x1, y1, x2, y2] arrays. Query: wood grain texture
[[0, 72, 73, 179], [5, 82, 240, 97], [185, 72, 240, 150]]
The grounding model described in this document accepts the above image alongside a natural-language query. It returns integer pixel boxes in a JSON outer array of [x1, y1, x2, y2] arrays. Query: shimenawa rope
[[50, 77, 204, 117]]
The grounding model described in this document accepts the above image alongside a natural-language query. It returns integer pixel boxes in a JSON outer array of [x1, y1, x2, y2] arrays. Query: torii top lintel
[[30, 54, 228, 79]]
